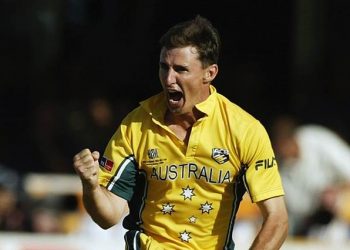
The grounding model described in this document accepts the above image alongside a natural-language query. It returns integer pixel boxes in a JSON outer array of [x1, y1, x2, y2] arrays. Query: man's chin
[[167, 106, 182, 114], [167, 101, 184, 114]]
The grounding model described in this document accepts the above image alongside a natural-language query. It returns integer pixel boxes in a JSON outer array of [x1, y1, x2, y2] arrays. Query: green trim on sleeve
[[106, 155, 137, 201]]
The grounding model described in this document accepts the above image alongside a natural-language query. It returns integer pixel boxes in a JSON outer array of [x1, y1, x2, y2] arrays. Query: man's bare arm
[[250, 196, 288, 250], [73, 149, 128, 229]]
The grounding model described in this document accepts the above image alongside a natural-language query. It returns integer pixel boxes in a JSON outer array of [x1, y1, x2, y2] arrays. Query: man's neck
[[165, 108, 204, 129]]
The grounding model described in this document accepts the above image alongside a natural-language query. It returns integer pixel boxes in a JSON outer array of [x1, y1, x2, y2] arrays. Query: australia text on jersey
[[150, 163, 231, 184], [149, 157, 277, 184]]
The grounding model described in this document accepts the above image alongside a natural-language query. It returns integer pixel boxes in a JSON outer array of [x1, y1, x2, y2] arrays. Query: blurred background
[[0, 0, 350, 249]]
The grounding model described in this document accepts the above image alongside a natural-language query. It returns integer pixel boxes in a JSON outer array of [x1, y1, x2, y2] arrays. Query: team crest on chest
[[212, 148, 229, 164]]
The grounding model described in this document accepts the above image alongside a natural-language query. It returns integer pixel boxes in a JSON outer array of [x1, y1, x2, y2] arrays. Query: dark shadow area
[[0, 0, 349, 174]]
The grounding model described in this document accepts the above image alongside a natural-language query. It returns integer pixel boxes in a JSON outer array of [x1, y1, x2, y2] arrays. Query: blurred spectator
[[31, 96, 134, 173], [32, 100, 83, 173], [0, 185, 25, 231], [0, 164, 28, 231], [26, 193, 81, 233], [271, 115, 350, 240], [30, 207, 62, 233], [75, 97, 117, 153]]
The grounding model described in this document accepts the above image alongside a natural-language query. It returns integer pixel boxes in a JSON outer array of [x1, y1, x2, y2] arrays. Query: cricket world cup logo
[[148, 148, 159, 159]]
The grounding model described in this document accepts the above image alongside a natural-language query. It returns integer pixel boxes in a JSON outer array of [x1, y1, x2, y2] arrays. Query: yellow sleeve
[[98, 121, 138, 201], [240, 120, 284, 203]]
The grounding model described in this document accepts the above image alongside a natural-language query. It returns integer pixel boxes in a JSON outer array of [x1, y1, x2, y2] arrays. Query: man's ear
[[203, 64, 219, 83]]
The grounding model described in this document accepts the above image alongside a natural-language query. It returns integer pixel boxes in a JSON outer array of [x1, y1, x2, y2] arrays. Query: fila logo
[[212, 148, 229, 164], [255, 157, 277, 170], [148, 148, 159, 159]]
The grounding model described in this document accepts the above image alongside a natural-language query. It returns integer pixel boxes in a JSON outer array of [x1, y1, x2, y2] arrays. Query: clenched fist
[[73, 149, 100, 190]]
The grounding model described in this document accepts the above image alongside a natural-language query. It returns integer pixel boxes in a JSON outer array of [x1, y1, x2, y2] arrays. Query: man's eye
[[174, 66, 188, 72], [159, 63, 168, 70]]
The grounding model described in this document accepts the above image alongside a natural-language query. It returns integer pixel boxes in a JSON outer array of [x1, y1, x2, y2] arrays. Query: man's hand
[[73, 149, 127, 228], [73, 149, 100, 190]]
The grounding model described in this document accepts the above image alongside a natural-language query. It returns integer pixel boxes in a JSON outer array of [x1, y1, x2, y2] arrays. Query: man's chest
[[133, 122, 242, 184]]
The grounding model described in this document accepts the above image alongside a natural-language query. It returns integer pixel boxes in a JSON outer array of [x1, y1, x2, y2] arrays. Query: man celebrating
[[73, 15, 288, 249]]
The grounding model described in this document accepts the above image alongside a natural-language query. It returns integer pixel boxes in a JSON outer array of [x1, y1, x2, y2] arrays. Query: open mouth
[[168, 90, 183, 102], [166, 89, 184, 110]]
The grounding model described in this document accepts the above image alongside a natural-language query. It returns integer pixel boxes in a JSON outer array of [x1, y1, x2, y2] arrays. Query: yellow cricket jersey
[[99, 85, 284, 250]]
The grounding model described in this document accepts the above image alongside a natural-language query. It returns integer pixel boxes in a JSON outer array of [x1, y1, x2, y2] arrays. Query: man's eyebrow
[[173, 64, 189, 71], [159, 61, 168, 68], [159, 62, 189, 68]]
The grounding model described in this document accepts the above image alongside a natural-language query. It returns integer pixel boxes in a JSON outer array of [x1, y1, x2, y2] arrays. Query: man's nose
[[165, 68, 176, 86]]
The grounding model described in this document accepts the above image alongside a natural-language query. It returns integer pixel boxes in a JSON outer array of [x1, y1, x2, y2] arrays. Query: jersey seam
[[251, 187, 285, 202]]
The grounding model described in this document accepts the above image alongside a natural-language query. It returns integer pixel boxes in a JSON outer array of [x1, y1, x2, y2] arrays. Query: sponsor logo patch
[[255, 157, 277, 170], [100, 156, 114, 171]]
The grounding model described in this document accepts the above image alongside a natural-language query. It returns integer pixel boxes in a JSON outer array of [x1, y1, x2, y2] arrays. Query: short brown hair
[[159, 15, 221, 67]]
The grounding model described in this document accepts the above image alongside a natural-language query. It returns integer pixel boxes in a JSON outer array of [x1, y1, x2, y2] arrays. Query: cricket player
[[73, 15, 288, 250]]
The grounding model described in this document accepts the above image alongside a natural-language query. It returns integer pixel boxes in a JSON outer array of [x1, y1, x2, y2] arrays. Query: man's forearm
[[249, 215, 288, 250], [83, 185, 127, 229]]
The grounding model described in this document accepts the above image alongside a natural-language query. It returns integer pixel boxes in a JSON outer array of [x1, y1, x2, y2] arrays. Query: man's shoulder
[[215, 92, 258, 125], [139, 92, 165, 113], [122, 92, 164, 124]]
